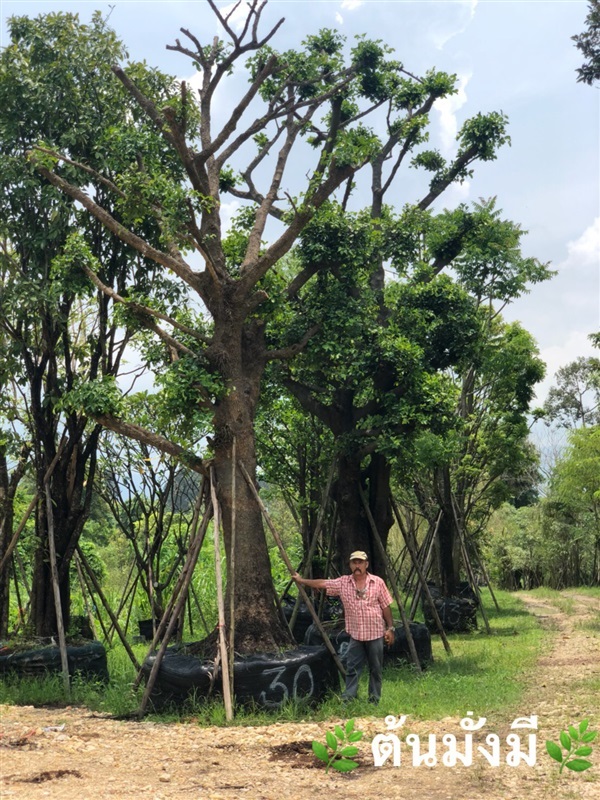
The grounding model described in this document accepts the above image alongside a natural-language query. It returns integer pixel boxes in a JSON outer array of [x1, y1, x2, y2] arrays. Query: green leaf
[[574, 746, 593, 757], [331, 758, 359, 772], [326, 731, 338, 750], [312, 741, 329, 762], [582, 731, 597, 743], [564, 759, 592, 772], [334, 725, 345, 740], [560, 731, 571, 750], [340, 746, 359, 757], [568, 725, 580, 741], [348, 731, 364, 743], [579, 719, 589, 735], [345, 719, 355, 735], [546, 741, 563, 763]]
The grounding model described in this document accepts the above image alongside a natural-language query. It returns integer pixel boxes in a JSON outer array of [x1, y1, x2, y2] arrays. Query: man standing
[[293, 551, 395, 704]]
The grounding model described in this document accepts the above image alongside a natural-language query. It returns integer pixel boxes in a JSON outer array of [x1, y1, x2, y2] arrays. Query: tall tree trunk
[[333, 453, 369, 572], [366, 452, 393, 578], [434, 465, 458, 596], [210, 317, 292, 653], [0, 451, 13, 637], [30, 438, 97, 637]]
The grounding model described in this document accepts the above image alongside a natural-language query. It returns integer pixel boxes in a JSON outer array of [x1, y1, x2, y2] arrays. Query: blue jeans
[[343, 636, 384, 703]]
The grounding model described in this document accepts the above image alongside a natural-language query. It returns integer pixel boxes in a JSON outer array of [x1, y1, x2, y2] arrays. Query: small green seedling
[[312, 718, 363, 773], [546, 718, 596, 774]]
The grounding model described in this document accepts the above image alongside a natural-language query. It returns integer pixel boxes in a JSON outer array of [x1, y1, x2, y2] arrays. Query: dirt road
[[1, 592, 598, 800]]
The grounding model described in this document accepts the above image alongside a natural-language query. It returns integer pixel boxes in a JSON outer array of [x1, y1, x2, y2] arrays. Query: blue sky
[[2, 0, 598, 404]]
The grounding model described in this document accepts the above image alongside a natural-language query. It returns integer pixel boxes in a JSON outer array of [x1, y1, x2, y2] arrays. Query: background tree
[[573, 0, 600, 85], [0, 12, 186, 636], [543, 356, 600, 428]]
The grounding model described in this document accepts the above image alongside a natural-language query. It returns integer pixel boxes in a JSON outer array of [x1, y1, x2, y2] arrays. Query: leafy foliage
[[312, 718, 363, 773]]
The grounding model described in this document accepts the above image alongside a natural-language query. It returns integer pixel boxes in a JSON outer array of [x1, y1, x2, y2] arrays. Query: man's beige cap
[[349, 551, 368, 561]]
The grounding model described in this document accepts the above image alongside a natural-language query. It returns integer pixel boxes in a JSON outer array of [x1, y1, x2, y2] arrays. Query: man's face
[[350, 558, 367, 576]]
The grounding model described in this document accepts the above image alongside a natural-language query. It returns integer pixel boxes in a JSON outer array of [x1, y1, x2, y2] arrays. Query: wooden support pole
[[391, 497, 452, 655], [0, 439, 65, 575], [76, 552, 111, 642], [229, 438, 236, 699], [76, 545, 142, 671], [239, 461, 346, 679], [289, 457, 337, 635], [44, 479, 71, 699], [408, 517, 439, 619], [136, 496, 212, 718], [133, 487, 210, 690], [210, 467, 234, 721], [74, 553, 98, 640], [357, 485, 422, 673], [472, 540, 501, 612], [450, 498, 491, 634]]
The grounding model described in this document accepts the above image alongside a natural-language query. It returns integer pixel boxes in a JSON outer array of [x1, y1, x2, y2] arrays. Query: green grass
[[0, 589, 548, 727]]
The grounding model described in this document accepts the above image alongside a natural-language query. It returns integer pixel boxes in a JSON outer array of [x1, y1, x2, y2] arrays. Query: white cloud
[[434, 73, 472, 156], [430, 0, 479, 50], [341, 0, 363, 10], [336, 12, 344, 26], [559, 216, 600, 271], [535, 330, 598, 404], [443, 180, 471, 209], [220, 199, 242, 234], [217, 1, 250, 33]]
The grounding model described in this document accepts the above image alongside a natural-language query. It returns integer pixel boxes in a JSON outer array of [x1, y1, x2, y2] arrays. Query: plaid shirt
[[325, 573, 393, 641]]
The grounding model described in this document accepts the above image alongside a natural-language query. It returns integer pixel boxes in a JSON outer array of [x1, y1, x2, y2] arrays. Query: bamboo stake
[[135, 497, 211, 718], [133, 487, 210, 690], [74, 553, 98, 640], [289, 457, 337, 635], [10, 557, 25, 635], [0, 438, 65, 575], [358, 485, 422, 673], [76, 545, 142, 671], [471, 540, 501, 611], [14, 548, 31, 597], [450, 498, 491, 634], [408, 516, 439, 618], [229, 438, 236, 699], [44, 479, 71, 699], [76, 552, 111, 642], [105, 558, 138, 643], [239, 461, 346, 678], [210, 467, 233, 720], [391, 497, 452, 655]]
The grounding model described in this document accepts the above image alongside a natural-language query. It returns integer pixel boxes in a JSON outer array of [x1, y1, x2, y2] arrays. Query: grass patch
[[1, 589, 548, 728]]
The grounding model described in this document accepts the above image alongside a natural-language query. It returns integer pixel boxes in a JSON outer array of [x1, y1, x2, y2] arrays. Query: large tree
[[0, 12, 186, 636], [33, 2, 498, 650]]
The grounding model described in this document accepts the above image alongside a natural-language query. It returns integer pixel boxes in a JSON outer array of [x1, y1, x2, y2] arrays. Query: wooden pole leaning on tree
[[76, 544, 142, 671], [210, 467, 234, 721], [44, 478, 71, 699], [136, 493, 213, 719], [239, 461, 346, 679], [471, 538, 501, 612], [229, 439, 236, 702], [74, 553, 98, 641], [450, 498, 491, 634], [133, 485, 210, 691], [391, 497, 452, 656], [408, 516, 439, 619], [357, 485, 422, 673], [289, 457, 337, 635]]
